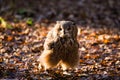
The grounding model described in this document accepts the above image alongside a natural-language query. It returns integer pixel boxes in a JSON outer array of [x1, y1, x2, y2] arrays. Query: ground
[[0, 0, 120, 80]]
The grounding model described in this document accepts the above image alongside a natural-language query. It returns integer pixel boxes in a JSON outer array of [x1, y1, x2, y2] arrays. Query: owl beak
[[63, 33, 70, 38], [60, 31, 70, 38]]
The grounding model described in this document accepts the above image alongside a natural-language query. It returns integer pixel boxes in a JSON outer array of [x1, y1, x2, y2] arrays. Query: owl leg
[[61, 53, 79, 70], [60, 56, 79, 75], [38, 50, 60, 70]]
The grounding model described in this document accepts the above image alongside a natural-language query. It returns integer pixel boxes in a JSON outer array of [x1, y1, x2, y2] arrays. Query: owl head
[[53, 21, 78, 39]]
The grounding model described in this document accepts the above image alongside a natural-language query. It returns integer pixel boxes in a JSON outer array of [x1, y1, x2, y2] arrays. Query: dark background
[[0, 0, 120, 27]]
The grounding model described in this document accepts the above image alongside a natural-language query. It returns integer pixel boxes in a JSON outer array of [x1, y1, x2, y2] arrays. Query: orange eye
[[67, 27, 71, 30], [58, 28, 62, 31]]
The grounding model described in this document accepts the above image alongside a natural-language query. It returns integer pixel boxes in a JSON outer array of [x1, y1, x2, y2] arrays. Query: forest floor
[[0, 0, 120, 80]]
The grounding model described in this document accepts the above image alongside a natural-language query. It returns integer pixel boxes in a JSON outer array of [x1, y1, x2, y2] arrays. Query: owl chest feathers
[[51, 37, 78, 52]]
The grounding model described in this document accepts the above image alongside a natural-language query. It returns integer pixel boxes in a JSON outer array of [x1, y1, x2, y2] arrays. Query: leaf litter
[[0, 0, 120, 79]]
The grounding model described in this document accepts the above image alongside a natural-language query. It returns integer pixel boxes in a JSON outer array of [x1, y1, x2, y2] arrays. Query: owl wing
[[44, 30, 55, 50]]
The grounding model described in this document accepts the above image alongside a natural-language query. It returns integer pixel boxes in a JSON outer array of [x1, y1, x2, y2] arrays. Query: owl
[[38, 21, 79, 70]]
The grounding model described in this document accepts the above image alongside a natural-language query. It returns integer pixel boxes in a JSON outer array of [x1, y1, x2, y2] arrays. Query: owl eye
[[67, 27, 71, 30], [58, 28, 62, 31]]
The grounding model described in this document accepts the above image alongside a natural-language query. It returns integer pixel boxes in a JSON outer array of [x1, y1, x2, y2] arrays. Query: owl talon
[[63, 71, 71, 75]]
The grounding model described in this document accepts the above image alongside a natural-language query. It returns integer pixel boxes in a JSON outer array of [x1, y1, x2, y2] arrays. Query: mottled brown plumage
[[38, 21, 79, 70]]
